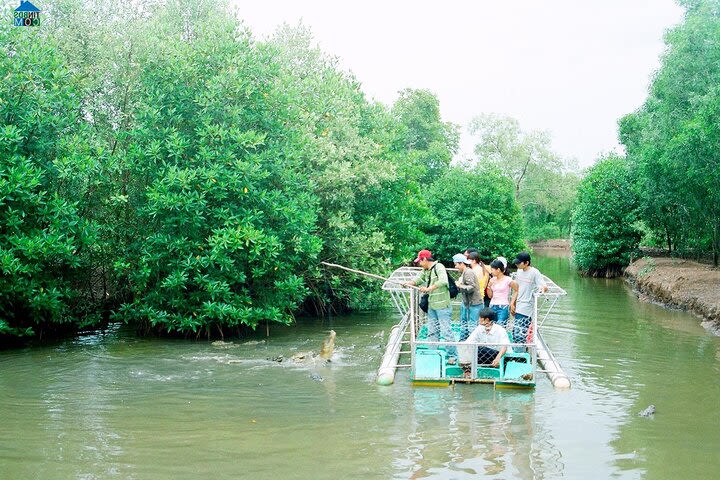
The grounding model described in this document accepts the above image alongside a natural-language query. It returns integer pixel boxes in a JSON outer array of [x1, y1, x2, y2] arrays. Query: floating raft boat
[[377, 266, 571, 390]]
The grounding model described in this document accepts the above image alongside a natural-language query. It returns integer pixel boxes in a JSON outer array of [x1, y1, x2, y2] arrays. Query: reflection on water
[[1, 254, 720, 479], [390, 386, 546, 479]]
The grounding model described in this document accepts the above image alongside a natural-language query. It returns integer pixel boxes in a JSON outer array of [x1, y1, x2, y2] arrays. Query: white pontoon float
[[377, 267, 570, 389]]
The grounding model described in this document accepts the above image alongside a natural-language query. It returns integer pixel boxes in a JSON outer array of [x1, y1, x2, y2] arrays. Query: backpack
[[445, 266, 459, 299], [424, 264, 458, 303]]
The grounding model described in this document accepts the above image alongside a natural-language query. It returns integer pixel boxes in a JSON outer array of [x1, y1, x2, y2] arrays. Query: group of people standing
[[404, 248, 547, 367]]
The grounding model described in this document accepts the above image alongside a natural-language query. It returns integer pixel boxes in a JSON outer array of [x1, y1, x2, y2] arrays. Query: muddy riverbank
[[529, 239, 571, 250], [625, 257, 720, 335]]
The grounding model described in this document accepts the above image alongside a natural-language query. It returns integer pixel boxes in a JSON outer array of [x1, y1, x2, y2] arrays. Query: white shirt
[[458, 323, 510, 363], [514, 266, 546, 317]]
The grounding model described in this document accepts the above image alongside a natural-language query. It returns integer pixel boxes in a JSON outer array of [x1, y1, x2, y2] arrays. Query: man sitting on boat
[[459, 308, 510, 368]]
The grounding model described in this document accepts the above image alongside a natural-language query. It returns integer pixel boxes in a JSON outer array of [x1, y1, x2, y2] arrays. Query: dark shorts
[[477, 346, 500, 365]]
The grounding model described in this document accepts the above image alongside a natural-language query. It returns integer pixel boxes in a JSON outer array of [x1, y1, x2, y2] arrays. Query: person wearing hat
[[510, 252, 548, 351], [496, 256, 509, 274], [453, 253, 483, 341], [404, 249, 456, 359]]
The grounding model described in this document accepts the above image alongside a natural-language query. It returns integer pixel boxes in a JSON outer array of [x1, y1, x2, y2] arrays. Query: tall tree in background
[[620, 0, 720, 266], [392, 89, 459, 183], [389, 89, 528, 265], [469, 114, 559, 200], [469, 114, 579, 241]]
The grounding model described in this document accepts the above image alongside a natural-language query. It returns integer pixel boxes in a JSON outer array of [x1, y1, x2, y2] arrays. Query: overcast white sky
[[232, 0, 685, 168]]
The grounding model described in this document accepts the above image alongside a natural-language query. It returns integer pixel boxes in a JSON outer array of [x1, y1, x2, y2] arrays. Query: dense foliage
[[0, 0, 526, 342], [469, 114, 579, 242], [571, 156, 641, 276], [392, 88, 460, 183], [267, 26, 429, 313], [619, 0, 720, 266], [423, 167, 526, 260], [115, 22, 323, 334], [0, 25, 100, 338]]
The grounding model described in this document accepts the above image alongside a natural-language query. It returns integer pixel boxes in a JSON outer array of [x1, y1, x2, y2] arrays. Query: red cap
[[414, 249, 432, 263]]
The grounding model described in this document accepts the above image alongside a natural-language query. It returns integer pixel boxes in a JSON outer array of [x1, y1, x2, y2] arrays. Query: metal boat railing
[[378, 266, 570, 388]]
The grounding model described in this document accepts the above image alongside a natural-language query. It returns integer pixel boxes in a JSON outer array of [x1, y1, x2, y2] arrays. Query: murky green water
[[2, 253, 719, 479]]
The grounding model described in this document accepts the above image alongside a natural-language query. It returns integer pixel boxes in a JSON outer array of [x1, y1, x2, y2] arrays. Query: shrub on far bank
[[526, 223, 564, 243], [571, 155, 641, 277]]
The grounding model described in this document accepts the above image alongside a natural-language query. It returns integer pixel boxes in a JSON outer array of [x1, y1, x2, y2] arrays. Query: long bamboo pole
[[320, 261, 422, 290]]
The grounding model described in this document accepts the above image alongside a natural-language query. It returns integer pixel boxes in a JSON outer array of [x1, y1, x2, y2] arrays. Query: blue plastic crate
[[414, 349, 446, 379], [476, 366, 501, 379], [501, 353, 532, 380]]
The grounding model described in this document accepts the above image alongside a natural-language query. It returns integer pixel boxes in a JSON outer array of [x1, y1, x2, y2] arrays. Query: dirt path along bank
[[625, 257, 720, 335]]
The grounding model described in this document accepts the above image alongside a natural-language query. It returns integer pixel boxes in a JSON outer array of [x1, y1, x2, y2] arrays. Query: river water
[[1, 253, 719, 479]]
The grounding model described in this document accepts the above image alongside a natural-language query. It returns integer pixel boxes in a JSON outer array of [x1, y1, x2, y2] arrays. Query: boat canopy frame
[[378, 266, 570, 388]]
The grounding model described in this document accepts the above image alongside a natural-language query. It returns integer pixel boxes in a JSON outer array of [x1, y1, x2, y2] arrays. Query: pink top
[[489, 276, 511, 306]]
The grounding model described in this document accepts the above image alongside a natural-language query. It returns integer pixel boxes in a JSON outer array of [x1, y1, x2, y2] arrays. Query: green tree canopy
[[0, 21, 100, 338], [469, 114, 579, 241], [392, 89, 459, 183], [571, 155, 641, 277], [0, 0, 529, 342], [421, 166, 526, 262], [619, 0, 720, 265]]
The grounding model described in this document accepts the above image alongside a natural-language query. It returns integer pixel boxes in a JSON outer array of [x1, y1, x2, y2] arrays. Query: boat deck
[[378, 266, 570, 389]]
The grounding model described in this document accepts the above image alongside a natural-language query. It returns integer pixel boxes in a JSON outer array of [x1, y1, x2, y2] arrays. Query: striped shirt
[[413, 262, 451, 310]]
